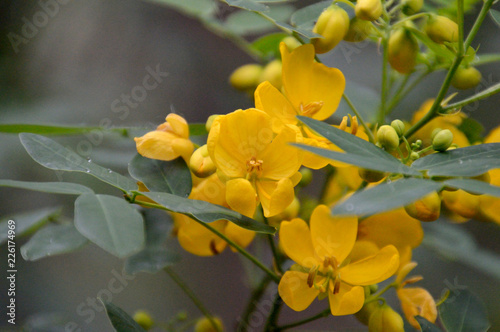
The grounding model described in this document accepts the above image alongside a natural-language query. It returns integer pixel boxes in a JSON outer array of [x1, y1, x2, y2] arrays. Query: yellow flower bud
[[404, 191, 441, 221], [391, 119, 405, 137], [206, 114, 221, 133], [355, 301, 380, 325], [358, 168, 387, 183], [229, 64, 263, 91], [377, 125, 400, 151], [402, 0, 423, 15], [190, 145, 216, 178], [298, 168, 313, 187], [355, 0, 383, 21], [368, 305, 405, 332], [133, 310, 154, 330], [388, 28, 419, 74], [311, 5, 350, 54], [451, 67, 482, 90], [425, 15, 459, 44], [194, 317, 224, 332], [432, 129, 453, 152], [281, 36, 301, 51], [344, 17, 373, 42], [259, 59, 282, 90]]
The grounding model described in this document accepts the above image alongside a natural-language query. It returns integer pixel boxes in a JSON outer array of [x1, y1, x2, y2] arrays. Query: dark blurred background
[[0, 0, 500, 331]]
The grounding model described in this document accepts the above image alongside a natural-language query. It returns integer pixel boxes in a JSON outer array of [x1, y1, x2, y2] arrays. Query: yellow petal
[[280, 218, 319, 268], [224, 221, 256, 250], [485, 126, 500, 143], [280, 43, 345, 121], [176, 216, 227, 256], [341, 245, 399, 285], [358, 208, 423, 252], [328, 283, 365, 316], [135, 131, 193, 161], [254, 81, 297, 132], [348, 240, 380, 263], [166, 113, 190, 138], [257, 178, 295, 217], [300, 137, 332, 169], [278, 271, 320, 311], [226, 178, 257, 218], [397, 287, 437, 329], [309, 205, 357, 262]]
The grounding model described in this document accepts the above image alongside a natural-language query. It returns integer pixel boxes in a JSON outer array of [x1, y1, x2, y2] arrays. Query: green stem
[[237, 275, 273, 332], [134, 199, 280, 283], [263, 294, 284, 330], [441, 82, 500, 112], [164, 267, 222, 332], [385, 69, 430, 115], [464, 0, 495, 50], [271, 308, 330, 331], [319, 165, 335, 204], [342, 93, 376, 143], [457, 0, 465, 55], [378, 36, 390, 125], [264, 216, 284, 275], [364, 282, 398, 304]]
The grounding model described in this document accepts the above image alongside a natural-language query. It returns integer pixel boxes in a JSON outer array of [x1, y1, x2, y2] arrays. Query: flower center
[[246, 157, 263, 175], [299, 101, 324, 117], [307, 256, 342, 294], [339, 116, 359, 135]]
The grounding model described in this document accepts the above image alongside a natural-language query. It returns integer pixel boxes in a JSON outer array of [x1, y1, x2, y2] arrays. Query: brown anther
[[339, 116, 348, 131], [307, 266, 318, 288], [246, 157, 263, 173], [209, 240, 220, 255], [333, 279, 341, 294], [401, 275, 424, 287], [300, 101, 324, 117], [351, 116, 358, 135]]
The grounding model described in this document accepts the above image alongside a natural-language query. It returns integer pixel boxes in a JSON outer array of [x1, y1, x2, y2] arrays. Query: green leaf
[[74, 193, 145, 258], [138, 191, 275, 234], [145, 0, 217, 18], [102, 301, 147, 332], [412, 143, 500, 177], [415, 316, 443, 331], [443, 179, 500, 197], [0, 124, 124, 136], [457, 117, 484, 144], [490, 9, 500, 27], [290, 1, 331, 31], [332, 178, 443, 216], [296, 116, 420, 176], [438, 288, 490, 332], [128, 154, 192, 197], [189, 123, 209, 136], [273, 20, 321, 39], [19, 133, 137, 192], [21, 224, 88, 261], [0, 207, 61, 245], [223, 0, 269, 12], [224, 5, 294, 35], [472, 53, 500, 67], [251, 32, 288, 59], [125, 210, 179, 274], [0, 179, 93, 195]]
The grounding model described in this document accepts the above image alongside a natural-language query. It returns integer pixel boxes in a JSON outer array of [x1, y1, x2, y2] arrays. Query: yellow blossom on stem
[[278, 205, 399, 315], [207, 108, 302, 218], [134, 113, 194, 162]]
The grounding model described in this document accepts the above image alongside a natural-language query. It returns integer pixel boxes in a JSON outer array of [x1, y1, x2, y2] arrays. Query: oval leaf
[[128, 154, 192, 197], [0, 207, 61, 245], [223, 0, 269, 12], [19, 133, 137, 191], [438, 288, 490, 332], [332, 178, 443, 216], [443, 178, 500, 197], [21, 224, 88, 261], [290, 0, 331, 30], [0, 179, 93, 195], [415, 316, 443, 332], [412, 143, 500, 177], [102, 301, 147, 332], [74, 194, 145, 258], [139, 191, 275, 234]]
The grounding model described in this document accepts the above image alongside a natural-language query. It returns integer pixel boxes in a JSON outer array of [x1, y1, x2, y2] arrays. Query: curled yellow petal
[[278, 271, 320, 311], [397, 287, 437, 329], [226, 178, 257, 218], [328, 283, 365, 316], [280, 218, 319, 268]]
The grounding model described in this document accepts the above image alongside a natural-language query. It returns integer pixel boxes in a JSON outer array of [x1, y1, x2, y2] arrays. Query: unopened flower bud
[[355, 301, 380, 326], [368, 305, 405, 332], [404, 191, 441, 221], [410, 151, 420, 160], [344, 17, 373, 42], [391, 119, 405, 137], [402, 0, 423, 15], [259, 59, 282, 90], [194, 317, 223, 332], [229, 64, 263, 91], [425, 15, 459, 44], [206, 114, 221, 133], [355, 0, 383, 21], [377, 125, 400, 151], [388, 28, 419, 74], [299, 168, 313, 187], [282, 36, 301, 51], [430, 127, 442, 140], [359, 168, 387, 183], [190, 145, 216, 178], [432, 129, 453, 152], [133, 310, 154, 330], [311, 5, 350, 54], [451, 67, 482, 90]]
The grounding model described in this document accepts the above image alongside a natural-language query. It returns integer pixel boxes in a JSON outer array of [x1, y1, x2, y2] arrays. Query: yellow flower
[[254, 43, 346, 169], [207, 108, 302, 218], [173, 174, 255, 256], [278, 205, 399, 315], [134, 113, 194, 162]]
